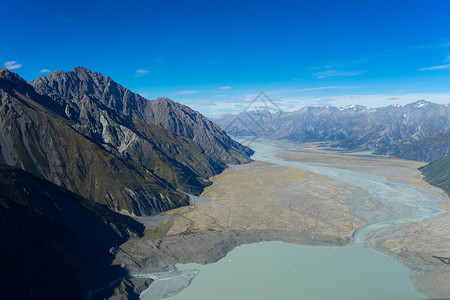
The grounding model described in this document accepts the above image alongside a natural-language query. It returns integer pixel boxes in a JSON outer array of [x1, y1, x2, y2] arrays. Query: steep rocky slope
[[30, 67, 253, 165], [0, 163, 144, 299], [0, 68, 219, 215], [146, 97, 254, 164]]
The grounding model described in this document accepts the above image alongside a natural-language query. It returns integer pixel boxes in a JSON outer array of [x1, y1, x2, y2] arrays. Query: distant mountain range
[[0, 67, 252, 217], [375, 129, 449, 162], [213, 100, 449, 162]]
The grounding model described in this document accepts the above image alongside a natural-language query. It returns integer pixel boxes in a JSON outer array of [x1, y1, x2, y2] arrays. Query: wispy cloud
[[312, 70, 366, 79], [39, 69, 51, 73], [136, 69, 150, 76], [4, 61, 22, 70], [175, 90, 199, 95], [218, 86, 232, 90], [418, 64, 450, 71], [444, 55, 450, 62]]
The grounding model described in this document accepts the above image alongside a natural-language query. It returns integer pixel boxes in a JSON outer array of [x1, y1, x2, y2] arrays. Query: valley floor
[[103, 140, 449, 299]]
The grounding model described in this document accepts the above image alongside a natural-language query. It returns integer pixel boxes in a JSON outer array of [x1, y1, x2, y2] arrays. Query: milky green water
[[171, 241, 423, 300]]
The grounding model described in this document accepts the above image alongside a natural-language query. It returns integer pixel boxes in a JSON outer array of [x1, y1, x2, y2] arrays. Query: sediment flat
[[270, 141, 450, 299], [114, 162, 369, 272], [111, 141, 449, 299]]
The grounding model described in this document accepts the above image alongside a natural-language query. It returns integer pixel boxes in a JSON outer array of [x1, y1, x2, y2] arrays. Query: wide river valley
[[133, 138, 447, 300]]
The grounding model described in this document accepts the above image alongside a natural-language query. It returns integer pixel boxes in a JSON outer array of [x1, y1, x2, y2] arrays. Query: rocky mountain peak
[[31, 67, 148, 120], [0, 67, 26, 84], [0, 68, 42, 99], [30, 67, 253, 165]]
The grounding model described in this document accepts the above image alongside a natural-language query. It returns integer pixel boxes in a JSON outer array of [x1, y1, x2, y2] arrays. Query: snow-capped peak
[[414, 100, 429, 108]]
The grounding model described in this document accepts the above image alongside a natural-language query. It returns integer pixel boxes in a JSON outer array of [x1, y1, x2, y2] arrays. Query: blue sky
[[2, 0, 450, 116]]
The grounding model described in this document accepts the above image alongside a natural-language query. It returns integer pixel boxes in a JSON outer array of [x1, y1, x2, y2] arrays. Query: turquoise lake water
[[171, 242, 424, 300], [139, 139, 443, 299]]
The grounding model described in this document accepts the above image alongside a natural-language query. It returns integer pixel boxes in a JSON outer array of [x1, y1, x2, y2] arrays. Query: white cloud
[[39, 69, 51, 73], [136, 69, 150, 76], [175, 90, 199, 95], [419, 64, 450, 71], [4, 61, 22, 70], [218, 86, 232, 90], [312, 70, 366, 79]]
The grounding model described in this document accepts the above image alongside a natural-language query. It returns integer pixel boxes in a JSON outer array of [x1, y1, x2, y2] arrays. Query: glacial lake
[[171, 241, 423, 300]]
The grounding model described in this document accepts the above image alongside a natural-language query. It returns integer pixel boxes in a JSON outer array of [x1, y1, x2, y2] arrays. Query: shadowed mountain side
[[375, 130, 450, 162], [145, 97, 254, 164], [30, 67, 253, 165], [0, 163, 144, 300], [0, 68, 190, 215], [420, 154, 450, 195], [28, 69, 227, 193]]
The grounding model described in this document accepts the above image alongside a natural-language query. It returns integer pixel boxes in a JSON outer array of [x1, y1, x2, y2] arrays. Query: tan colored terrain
[[278, 141, 447, 207], [278, 142, 450, 299], [148, 162, 365, 242], [363, 212, 450, 299], [112, 142, 449, 299]]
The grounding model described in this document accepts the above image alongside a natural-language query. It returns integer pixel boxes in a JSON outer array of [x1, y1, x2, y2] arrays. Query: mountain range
[[1, 65, 448, 299], [0, 67, 252, 217], [0, 66, 255, 299], [213, 100, 449, 162]]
